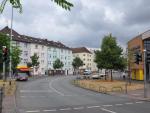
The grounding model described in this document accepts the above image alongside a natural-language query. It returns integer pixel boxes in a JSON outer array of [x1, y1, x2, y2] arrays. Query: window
[[16, 42, 20, 46], [41, 60, 44, 64], [61, 49, 63, 53], [48, 47, 51, 51], [53, 48, 56, 52], [35, 44, 38, 49], [24, 43, 28, 48], [83, 54, 85, 56], [42, 45, 44, 49], [41, 53, 44, 57], [24, 51, 28, 56]]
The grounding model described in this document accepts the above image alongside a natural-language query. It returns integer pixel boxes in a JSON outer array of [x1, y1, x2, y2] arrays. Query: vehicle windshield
[[18, 73, 28, 77]]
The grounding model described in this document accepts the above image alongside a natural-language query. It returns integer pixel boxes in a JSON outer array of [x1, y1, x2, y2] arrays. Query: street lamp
[[9, 6, 14, 80], [143, 49, 147, 98]]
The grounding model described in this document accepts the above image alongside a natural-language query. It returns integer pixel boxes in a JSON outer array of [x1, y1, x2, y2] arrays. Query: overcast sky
[[0, 0, 150, 49]]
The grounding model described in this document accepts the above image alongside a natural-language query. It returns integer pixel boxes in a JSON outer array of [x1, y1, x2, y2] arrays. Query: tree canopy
[[0, 0, 74, 13], [72, 57, 84, 69], [11, 46, 22, 72], [0, 33, 10, 73], [95, 34, 127, 80], [53, 58, 64, 69], [30, 53, 40, 67]]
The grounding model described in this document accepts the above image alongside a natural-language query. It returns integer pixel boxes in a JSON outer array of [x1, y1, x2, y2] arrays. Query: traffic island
[[72, 79, 145, 96], [0, 80, 16, 96]]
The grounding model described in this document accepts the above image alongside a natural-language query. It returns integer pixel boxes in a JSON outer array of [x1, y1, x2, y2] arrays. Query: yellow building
[[128, 30, 150, 81], [71, 47, 98, 72]]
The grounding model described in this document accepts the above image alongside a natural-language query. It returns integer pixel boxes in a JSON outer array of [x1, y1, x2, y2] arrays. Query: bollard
[[125, 83, 128, 94]]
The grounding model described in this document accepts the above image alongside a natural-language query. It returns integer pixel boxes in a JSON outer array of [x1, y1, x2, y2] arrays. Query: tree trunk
[[111, 69, 113, 81], [105, 69, 107, 80]]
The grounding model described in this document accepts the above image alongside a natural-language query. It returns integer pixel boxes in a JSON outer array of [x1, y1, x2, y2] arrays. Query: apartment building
[[0, 26, 73, 75], [71, 47, 97, 72]]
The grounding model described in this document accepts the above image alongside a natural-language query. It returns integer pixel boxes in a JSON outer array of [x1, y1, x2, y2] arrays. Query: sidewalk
[[110, 83, 150, 101], [2, 95, 16, 113]]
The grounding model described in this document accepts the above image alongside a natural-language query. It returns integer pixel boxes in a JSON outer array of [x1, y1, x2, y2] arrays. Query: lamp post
[[143, 49, 147, 98], [9, 6, 14, 80]]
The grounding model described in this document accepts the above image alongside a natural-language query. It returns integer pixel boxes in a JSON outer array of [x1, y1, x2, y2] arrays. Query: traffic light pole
[[3, 62, 6, 82], [143, 49, 147, 98]]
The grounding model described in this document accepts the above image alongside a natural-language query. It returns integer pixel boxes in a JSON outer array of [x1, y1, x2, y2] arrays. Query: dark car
[[16, 73, 28, 81]]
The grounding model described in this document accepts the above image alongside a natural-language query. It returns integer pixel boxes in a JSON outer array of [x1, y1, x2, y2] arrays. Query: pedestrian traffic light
[[134, 52, 142, 64], [2, 46, 8, 62]]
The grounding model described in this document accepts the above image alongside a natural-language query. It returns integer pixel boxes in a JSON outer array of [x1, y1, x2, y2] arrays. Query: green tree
[[11, 46, 22, 73], [72, 57, 83, 74], [95, 34, 127, 81], [53, 58, 64, 70], [0, 0, 73, 13], [30, 53, 40, 67], [30, 53, 40, 75], [0, 33, 10, 77], [27, 62, 32, 68]]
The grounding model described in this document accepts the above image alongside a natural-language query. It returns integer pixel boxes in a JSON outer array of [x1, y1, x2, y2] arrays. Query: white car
[[91, 73, 106, 79]]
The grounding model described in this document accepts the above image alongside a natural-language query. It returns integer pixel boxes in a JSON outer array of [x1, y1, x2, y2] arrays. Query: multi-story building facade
[[128, 30, 150, 81], [71, 47, 97, 72], [0, 26, 73, 75], [87, 48, 100, 72]]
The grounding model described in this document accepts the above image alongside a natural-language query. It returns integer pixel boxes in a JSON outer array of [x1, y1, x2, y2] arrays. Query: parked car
[[91, 73, 106, 79], [83, 70, 92, 75], [15, 73, 28, 81]]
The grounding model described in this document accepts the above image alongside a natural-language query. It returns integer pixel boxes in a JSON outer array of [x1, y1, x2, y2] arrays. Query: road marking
[[60, 108, 71, 111], [101, 108, 116, 113], [21, 96, 46, 98], [20, 90, 53, 93], [135, 101, 144, 104], [102, 105, 113, 107], [132, 94, 142, 96], [125, 102, 133, 105], [87, 106, 100, 109], [43, 109, 57, 112], [115, 104, 123, 106], [49, 79, 65, 96], [73, 107, 84, 110], [26, 110, 40, 112]]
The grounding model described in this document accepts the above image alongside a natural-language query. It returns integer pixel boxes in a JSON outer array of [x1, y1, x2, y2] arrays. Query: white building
[[0, 26, 73, 75]]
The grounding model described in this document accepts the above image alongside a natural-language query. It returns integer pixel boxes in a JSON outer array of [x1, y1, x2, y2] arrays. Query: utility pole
[[143, 49, 147, 98], [9, 6, 14, 80]]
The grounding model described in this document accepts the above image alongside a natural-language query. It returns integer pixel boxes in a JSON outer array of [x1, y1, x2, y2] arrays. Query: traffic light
[[2, 46, 8, 62], [146, 51, 150, 63], [134, 52, 142, 64]]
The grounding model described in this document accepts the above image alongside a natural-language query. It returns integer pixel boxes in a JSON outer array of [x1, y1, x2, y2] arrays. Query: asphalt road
[[15, 76, 150, 113]]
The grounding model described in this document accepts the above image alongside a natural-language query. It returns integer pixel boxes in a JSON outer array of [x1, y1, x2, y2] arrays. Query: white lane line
[[49, 79, 65, 96], [102, 105, 113, 107], [20, 90, 53, 93], [87, 106, 100, 109], [135, 101, 144, 104], [43, 109, 57, 112], [73, 107, 84, 110], [125, 102, 133, 105], [60, 108, 71, 111], [21, 96, 46, 98], [115, 104, 123, 106], [26, 110, 40, 113], [101, 108, 116, 113]]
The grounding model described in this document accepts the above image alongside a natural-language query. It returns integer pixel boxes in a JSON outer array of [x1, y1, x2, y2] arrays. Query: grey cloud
[[0, 0, 150, 49]]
